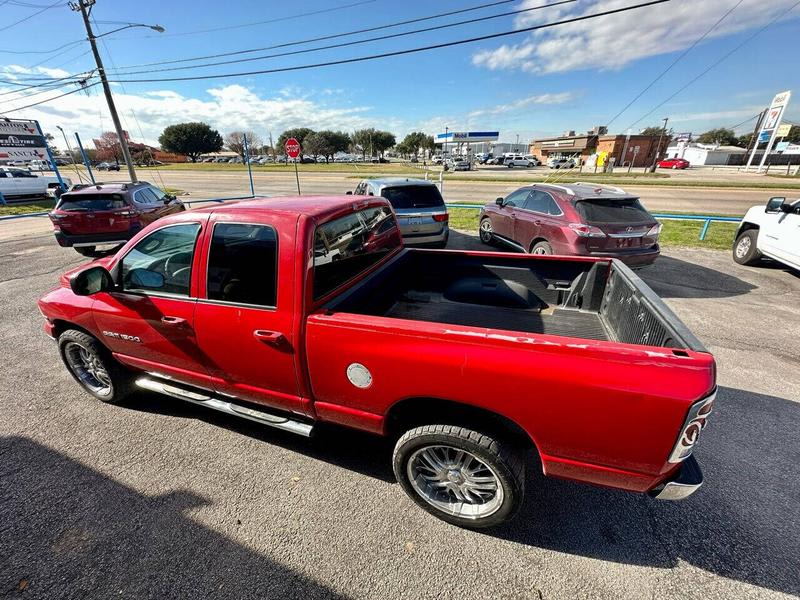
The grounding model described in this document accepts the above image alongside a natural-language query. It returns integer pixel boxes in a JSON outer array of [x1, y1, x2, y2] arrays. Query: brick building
[[529, 130, 669, 167]]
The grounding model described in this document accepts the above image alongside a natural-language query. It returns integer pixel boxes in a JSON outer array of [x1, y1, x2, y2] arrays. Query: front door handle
[[253, 329, 286, 348], [161, 316, 188, 327], [533, 220, 542, 225]]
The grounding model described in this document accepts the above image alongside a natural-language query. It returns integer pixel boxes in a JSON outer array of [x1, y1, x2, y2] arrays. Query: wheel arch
[[735, 221, 759, 240], [529, 237, 549, 253], [51, 319, 107, 349]]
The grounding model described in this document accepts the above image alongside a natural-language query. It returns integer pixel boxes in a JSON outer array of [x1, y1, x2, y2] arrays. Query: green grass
[[0, 199, 55, 216], [448, 208, 739, 250], [140, 162, 428, 175]]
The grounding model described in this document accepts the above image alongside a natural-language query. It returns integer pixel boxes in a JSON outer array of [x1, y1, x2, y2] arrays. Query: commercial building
[[435, 131, 500, 156], [529, 128, 668, 167], [665, 142, 747, 166]]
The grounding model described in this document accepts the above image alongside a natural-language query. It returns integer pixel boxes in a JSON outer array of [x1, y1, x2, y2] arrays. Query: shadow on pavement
[[640, 256, 757, 299], [488, 385, 800, 597], [0, 436, 348, 599]]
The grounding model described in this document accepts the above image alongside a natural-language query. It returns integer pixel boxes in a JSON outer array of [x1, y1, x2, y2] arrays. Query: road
[[0, 230, 798, 599], [1, 168, 791, 243]]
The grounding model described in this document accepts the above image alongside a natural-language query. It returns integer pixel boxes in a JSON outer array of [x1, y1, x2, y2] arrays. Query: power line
[[0, 0, 64, 33], [605, 0, 745, 129], [628, 0, 800, 129], [0, 81, 99, 115], [107, 0, 577, 76], [108, 0, 672, 84], [0, 70, 94, 96], [113, 0, 519, 70], [0, 38, 84, 55]]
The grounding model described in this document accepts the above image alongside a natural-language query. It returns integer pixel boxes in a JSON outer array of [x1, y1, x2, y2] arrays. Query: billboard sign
[[0, 119, 48, 161], [673, 132, 692, 143], [747, 90, 792, 172]]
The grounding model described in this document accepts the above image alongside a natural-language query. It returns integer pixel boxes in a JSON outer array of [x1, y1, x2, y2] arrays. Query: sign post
[[746, 90, 792, 173], [285, 137, 302, 194]]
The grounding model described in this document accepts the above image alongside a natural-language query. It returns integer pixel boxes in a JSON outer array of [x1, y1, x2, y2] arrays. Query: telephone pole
[[71, 0, 138, 182]]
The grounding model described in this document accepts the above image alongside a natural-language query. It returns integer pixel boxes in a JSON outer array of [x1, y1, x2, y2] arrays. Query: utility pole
[[650, 117, 669, 172], [71, 0, 137, 182], [269, 131, 274, 160]]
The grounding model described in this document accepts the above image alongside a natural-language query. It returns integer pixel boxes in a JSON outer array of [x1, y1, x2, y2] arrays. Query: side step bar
[[135, 377, 314, 437]]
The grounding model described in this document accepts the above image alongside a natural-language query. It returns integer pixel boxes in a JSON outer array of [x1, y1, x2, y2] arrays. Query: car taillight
[[568, 223, 606, 237], [668, 391, 715, 463], [432, 213, 449, 222], [647, 223, 663, 237]]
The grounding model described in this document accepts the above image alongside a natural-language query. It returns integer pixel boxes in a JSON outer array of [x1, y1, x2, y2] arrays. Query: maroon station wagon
[[479, 183, 662, 268]]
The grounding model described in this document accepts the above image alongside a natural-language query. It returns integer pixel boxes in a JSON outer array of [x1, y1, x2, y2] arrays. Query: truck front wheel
[[58, 330, 135, 404], [733, 229, 762, 266], [393, 425, 524, 528]]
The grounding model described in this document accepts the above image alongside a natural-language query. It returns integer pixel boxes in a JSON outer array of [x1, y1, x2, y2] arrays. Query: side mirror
[[70, 266, 113, 296], [495, 197, 504, 206], [779, 202, 794, 214], [164, 194, 176, 202], [766, 197, 785, 212], [128, 268, 165, 290], [345, 190, 353, 195]]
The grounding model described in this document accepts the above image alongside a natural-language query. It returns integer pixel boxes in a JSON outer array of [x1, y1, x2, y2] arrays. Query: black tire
[[530, 240, 553, 255], [733, 229, 762, 266], [479, 218, 494, 245], [74, 246, 97, 257], [58, 330, 135, 404], [393, 424, 525, 528], [508, 163, 514, 169]]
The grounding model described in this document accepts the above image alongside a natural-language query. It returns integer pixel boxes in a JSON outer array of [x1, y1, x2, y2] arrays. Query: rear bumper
[[581, 246, 660, 267], [649, 455, 703, 500], [401, 226, 449, 247], [54, 228, 138, 248]]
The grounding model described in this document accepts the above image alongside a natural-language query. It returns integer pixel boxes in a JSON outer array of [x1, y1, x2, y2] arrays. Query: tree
[[398, 131, 431, 158], [302, 132, 330, 162], [696, 128, 737, 146], [737, 133, 754, 148], [372, 130, 396, 157], [639, 126, 668, 136], [352, 128, 396, 158], [276, 128, 315, 155], [225, 131, 263, 160], [94, 131, 124, 163], [786, 125, 800, 144], [158, 122, 223, 162]]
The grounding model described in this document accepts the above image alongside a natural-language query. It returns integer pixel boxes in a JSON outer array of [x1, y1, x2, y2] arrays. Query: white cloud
[[472, 0, 800, 74], [1, 64, 71, 79], [467, 91, 575, 118]]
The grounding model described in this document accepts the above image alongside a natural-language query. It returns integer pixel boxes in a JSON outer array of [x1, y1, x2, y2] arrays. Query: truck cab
[[733, 196, 800, 271]]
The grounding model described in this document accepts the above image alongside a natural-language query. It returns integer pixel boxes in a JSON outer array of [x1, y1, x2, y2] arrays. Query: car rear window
[[380, 185, 444, 209], [574, 198, 652, 224], [56, 194, 127, 212]]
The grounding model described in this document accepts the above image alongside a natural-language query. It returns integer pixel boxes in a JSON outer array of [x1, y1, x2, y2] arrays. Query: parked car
[[452, 159, 472, 171], [506, 155, 536, 168], [350, 178, 448, 248], [487, 156, 506, 165], [28, 159, 53, 171], [0, 167, 71, 200], [523, 155, 541, 166], [96, 162, 121, 171], [732, 196, 799, 271], [657, 158, 690, 170], [548, 158, 576, 169], [39, 195, 715, 528], [478, 183, 661, 268], [48, 182, 185, 257]]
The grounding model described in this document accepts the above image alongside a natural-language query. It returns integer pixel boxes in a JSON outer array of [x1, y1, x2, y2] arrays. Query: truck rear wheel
[[733, 229, 762, 266], [58, 330, 135, 404], [393, 425, 524, 528]]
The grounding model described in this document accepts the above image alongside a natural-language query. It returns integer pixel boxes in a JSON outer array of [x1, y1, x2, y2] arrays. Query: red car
[[479, 183, 661, 268], [657, 158, 690, 169], [49, 181, 185, 256], [38, 195, 714, 528]]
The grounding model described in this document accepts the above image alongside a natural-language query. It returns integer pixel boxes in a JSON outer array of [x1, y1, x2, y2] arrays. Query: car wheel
[[74, 246, 97, 257], [58, 330, 135, 404], [672, 165, 678, 169], [393, 424, 525, 528], [479, 218, 494, 244], [531, 241, 553, 255], [733, 229, 762, 266], [507, 163, 514, 169]]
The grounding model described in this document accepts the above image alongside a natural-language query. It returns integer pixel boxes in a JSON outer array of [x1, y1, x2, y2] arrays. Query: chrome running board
[[135, 377, 313, 437]]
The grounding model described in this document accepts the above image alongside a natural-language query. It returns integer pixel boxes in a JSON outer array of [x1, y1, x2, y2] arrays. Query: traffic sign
[[285, 137, 301, 159]]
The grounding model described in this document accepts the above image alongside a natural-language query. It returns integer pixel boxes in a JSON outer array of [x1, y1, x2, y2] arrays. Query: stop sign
[[285, 137, 301, 159]]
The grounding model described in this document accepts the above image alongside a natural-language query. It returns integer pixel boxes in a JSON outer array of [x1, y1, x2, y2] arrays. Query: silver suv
[[350, 178, 449, 248]]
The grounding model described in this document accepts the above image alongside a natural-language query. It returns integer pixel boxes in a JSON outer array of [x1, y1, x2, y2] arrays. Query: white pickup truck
[[733, 196, 800, 271], [0, 166, 71, 201]]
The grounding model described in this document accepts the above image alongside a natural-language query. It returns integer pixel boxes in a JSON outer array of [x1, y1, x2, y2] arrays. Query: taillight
[[433, 213, 449, 222], [568, 223, 606, 237], [647, 223, 663, 237], [668, 391, 715, 463]]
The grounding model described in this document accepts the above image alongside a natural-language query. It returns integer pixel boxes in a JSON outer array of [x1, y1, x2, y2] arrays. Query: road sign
[[776, 123, 792, 137], [285, 137, 301, 159], [0, 119, 48, 161]]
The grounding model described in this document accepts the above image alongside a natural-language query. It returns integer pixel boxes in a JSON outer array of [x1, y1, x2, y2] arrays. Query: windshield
[[56, 194, 127, 212], [574, 198, 653, 224], [380, 185, 444, 209], [313, 205, 401, 300]]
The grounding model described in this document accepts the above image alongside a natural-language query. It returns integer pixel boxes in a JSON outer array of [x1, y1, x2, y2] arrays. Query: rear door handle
[[533, 220, 542, 225], [161, 316, 188, 327], [253, 329, 286, 347]]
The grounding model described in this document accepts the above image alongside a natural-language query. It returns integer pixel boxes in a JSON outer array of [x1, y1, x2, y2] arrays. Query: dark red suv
[[49, 182, 185, 256], [479, 183, 661, 267]]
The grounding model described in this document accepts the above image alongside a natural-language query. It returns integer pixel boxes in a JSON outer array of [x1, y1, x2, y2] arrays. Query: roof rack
[[537, 183, 575, 196], [574, 182, 627, 194]]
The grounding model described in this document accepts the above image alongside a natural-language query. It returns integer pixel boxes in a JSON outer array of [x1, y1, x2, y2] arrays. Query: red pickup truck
[[38, 196, 715, 528]]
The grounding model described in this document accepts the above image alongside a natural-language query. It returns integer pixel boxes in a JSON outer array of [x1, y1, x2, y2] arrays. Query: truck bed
[[325, 249, 705, 351]]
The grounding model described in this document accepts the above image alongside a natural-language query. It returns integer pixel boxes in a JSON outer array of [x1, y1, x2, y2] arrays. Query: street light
[[94, 22, 165, 38]]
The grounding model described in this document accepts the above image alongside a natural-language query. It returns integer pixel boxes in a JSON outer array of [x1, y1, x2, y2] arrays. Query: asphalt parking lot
[[1, 228, 799, 599]]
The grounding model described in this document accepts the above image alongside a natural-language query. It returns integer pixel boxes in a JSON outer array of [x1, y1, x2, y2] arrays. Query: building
[[665, 142, 747, 166], [435, 131, 499, 155], [529, 128, 668, 167]]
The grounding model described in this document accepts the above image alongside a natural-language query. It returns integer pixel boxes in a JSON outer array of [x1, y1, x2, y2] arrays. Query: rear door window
[[575, 198, 652, 223], [56, 194, 127, 212], [380, 185, 444, 209], [206, 223, 278, 307]]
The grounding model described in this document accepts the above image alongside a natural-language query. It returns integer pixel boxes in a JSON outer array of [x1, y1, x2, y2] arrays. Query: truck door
[[91, 221, 213, 389], [0, 170, 20, 198], [12, 169, 38, 195], [761, 201, 800, 267], [193, 219, 305, 416]]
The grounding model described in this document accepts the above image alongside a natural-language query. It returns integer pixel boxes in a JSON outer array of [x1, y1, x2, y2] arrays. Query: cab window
[[120, 223, 201, 296]]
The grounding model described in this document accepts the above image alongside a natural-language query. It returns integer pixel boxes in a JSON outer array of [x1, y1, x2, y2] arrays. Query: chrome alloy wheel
[[532, 246, 548, 255], [735, 236, 751, 259], [407, 445, 504, 519], [479, 219, 493, 242], [63, 342, 112, 397]]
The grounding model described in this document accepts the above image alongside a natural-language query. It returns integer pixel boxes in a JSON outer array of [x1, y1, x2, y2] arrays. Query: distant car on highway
[[548, 158, 576, 169], [479, 182, 661, 268], [49, 182, 185, 257], [657, 158, 690, 170], [96, 162, 120, 171], [732, 196, 799, 271]]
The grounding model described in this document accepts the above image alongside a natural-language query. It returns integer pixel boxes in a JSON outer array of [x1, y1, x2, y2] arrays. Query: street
[[1, 229, 798, 599]]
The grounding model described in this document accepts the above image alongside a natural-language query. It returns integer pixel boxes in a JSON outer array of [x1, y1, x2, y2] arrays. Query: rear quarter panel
[[305, 313, 715, 491]]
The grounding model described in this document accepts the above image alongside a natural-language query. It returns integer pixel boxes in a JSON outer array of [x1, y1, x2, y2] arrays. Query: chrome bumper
[[650, 455, 703, 500]]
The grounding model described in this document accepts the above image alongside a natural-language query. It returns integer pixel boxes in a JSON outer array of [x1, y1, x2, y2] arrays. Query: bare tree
[[225, 130, 263, 160]]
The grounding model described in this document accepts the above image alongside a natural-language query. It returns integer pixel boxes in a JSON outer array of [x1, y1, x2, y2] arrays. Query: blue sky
[[1, 0, 799, 149]]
